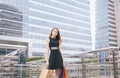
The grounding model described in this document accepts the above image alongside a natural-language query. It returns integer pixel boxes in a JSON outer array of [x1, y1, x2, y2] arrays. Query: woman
[[45, 27, 63, 78]]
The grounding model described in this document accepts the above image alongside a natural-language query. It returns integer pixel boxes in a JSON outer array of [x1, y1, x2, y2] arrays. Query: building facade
[[95, 0, 120, 59], [95, 0, 120, 76], [96, 0, 119, 49], [114, 0, 120, 47], [0, 0, 92, 57]]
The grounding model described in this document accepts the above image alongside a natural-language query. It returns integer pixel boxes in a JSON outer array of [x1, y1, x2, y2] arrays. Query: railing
[[0, 47, 120, 78], [74, 47, 120, 78], [0, 44, 27, 78], [0, 61, 119, 78]]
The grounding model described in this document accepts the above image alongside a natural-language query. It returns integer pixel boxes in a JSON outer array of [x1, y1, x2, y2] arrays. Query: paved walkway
[[91, 76, 114, 78]]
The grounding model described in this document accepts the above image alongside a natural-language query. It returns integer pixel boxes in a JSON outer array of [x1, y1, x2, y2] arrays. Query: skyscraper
[[95, 0, 120, 76], [95, 0, 120, 61], [114, 0, 120, 47], [0, 0, 92, 57]]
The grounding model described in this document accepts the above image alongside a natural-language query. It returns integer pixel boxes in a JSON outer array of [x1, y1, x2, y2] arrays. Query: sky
[[90, 0, 96, 50]]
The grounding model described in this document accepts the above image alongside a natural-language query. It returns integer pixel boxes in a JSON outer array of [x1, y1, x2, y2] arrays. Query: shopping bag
[[39, 68, 49, 78], [63, 68, 69, 78], [59, 67, 69, 78]]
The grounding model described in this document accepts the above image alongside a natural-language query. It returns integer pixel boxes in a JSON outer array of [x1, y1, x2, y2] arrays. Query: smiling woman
[[45, 27, 64, 78]]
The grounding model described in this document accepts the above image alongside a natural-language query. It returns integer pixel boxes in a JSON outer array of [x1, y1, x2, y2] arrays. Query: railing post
[[0, 64, 4, 78], [81, 55, 86, 78], [20, 64, 23, 78], [29, 64, 31, 78], [37, 63, 39, 78], [112, 50, 118, 78], [10, 64, 14, 78]]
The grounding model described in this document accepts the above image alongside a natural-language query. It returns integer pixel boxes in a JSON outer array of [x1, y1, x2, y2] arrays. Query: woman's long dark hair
[[49, 27, 62, 41]]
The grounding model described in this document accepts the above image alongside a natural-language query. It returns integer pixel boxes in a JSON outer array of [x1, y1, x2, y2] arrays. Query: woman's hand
[[46, 61, 49, 67]]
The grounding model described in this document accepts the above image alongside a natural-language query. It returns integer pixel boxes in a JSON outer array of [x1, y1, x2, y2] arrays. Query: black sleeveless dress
[[48, 37, 63, 69]]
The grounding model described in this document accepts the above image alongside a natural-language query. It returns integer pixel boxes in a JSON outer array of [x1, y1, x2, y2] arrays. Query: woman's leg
[[55, 69, 60, 78], [47, 70, 53, 78]]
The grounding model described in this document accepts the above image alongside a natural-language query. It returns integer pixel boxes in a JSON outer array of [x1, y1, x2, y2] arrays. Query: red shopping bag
[[63, 67, 69, 78], [59, 67, 69, 78]]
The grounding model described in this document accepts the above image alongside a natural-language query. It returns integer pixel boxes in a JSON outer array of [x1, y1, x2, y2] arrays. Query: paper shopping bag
[[39, 68, 49, 78]]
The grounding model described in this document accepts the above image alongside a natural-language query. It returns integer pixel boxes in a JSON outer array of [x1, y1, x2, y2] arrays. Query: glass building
[[0, 0, 92, 57], [95, 0, 120, 75], [95, 0, 120, 62]]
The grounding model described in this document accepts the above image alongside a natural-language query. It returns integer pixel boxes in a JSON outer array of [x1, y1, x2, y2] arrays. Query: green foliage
[[84, 59, 98, 63], [27, 57, 44, 62], [24, 70, 29, 77]]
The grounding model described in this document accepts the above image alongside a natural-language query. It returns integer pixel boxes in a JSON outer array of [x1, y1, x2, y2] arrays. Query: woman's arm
[[59, 39, 65, 66], [45, 38, 50, 66], [59, 39, 64, 59]]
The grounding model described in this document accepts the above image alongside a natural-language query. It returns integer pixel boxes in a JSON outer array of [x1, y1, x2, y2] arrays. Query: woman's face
[[52, 29, 58, 37]]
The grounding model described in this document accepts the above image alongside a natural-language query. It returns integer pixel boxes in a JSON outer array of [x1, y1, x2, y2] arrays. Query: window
[[109, 0, 114, 3]]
